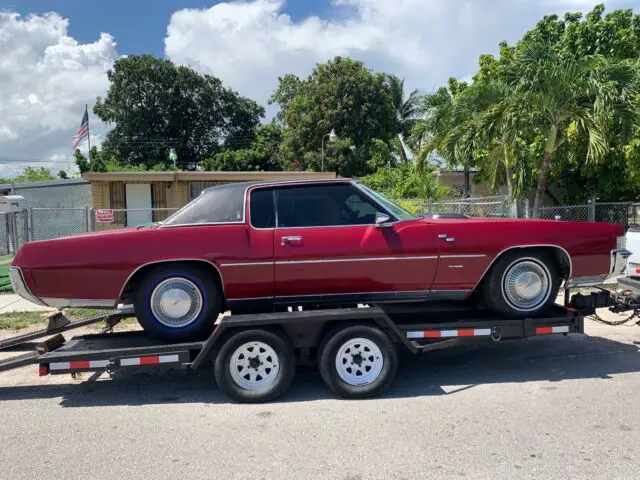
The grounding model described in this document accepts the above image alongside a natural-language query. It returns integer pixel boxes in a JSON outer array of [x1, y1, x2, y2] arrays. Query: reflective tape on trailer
[[406, 328, 492, 339], [535, 325, 570, 335], [120, 355, 180, 366], [48, 354, 181, 371]]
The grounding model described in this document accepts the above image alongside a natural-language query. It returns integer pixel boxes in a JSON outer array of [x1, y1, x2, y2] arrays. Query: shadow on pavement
[[0, 333, 638, 407]]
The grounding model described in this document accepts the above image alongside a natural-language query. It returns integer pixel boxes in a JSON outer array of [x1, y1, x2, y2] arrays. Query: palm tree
[[507, 45, 640, 214], [469, 80, 530, 200], [409, 78, 477, 198], [386, 75, 420, 163]]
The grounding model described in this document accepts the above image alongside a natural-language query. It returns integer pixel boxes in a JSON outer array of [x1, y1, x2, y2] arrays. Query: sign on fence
[[95, 209, 114, 223]]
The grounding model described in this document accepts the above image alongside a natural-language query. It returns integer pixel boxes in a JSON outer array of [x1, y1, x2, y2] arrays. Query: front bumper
[[8, 267, 46, 306]]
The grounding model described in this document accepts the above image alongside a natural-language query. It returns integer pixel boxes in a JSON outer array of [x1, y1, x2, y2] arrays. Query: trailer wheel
[[214, 329, 295, 403], [318, 325, 398, 399]]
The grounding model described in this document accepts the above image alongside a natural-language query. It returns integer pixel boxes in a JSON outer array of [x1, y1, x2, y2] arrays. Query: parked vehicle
[[9, 179, 630, 340]]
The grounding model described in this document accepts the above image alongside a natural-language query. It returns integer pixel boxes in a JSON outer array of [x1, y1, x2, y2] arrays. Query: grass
[[0, 255, 13, 293], [0, 308, 109, 330]]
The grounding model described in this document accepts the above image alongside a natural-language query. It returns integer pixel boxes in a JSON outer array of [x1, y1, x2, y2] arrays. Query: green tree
[[428, 5, 640, 206], [276, 57, 397, 176], [94, 55, 264, 170], [386, 74, 420, 163], [200, 124, 284, 171], [410, 78, 477, 197], [58, 170, 68, 179], [360, 164, 450, 200], [74, 149, 90, 174], [13, 167, 55, 183], [509, 46, 640, 213], [268, 74, 303, 124]]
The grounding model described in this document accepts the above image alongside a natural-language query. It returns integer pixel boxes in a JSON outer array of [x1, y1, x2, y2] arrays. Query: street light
[[321, 129, 338, 172], [169, 148, 178, 171]]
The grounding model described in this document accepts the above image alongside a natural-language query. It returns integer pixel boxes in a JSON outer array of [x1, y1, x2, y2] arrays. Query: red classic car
[[10, 179, 630, 340]]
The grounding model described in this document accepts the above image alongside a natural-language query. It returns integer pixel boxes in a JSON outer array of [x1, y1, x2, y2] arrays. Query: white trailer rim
[[335, 337, 384, 386], [230, 341, 280, 391]]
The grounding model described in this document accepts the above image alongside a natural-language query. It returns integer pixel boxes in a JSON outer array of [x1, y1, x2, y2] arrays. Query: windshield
[[357, 184, 415, 221], [162, 184, 245, 226]]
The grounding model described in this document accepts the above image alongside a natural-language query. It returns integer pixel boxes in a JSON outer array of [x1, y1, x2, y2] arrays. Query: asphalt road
[[1, 319, 640, 480]]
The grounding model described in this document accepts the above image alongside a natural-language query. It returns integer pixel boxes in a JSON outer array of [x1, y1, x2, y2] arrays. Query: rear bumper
[[610, 248, 632, 278], [9, 267, 46, 306], [565, 248, 632, 288]]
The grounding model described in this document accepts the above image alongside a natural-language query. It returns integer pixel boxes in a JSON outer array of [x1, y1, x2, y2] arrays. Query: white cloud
[[0, 12, 117, 177], [165, 0, 636, 120]]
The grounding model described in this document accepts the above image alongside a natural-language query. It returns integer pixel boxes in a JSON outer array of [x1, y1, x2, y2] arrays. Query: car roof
[[202, 178, 355, 194]]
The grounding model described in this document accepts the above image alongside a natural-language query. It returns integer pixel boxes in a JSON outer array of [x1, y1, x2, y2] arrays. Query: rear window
[[163, 185, 245, 225]]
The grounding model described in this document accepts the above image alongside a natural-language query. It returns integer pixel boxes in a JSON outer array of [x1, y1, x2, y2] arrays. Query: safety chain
[[589, 309, 640, 326]]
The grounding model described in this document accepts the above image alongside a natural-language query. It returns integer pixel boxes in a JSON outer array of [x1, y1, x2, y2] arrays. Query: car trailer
[[0, 289, 633, 403]]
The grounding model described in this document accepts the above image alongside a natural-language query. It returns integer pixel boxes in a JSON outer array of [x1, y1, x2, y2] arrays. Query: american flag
[[71, 106, 90, 150]]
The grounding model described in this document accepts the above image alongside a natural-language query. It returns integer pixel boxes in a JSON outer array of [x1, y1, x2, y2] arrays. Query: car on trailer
[[9, 179, 630, 341]]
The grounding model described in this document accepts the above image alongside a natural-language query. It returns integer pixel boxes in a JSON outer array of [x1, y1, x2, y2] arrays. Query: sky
[[0, 0, 638, 177]]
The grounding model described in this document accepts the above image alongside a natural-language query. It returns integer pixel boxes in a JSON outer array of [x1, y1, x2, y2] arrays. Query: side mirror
[[375, 212, 392, 227]]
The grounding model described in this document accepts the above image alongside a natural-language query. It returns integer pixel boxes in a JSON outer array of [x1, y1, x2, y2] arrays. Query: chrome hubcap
[[150, 278, 203, 328], [230, 341, 280, 391], [502, 259, 551, 312], [335, 338, 384, 386]]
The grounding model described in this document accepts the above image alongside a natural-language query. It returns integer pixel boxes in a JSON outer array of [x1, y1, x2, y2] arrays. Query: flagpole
[[86, 104, 91, 160]]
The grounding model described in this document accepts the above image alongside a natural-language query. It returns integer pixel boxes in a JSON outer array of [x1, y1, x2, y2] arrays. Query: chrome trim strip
[[472, 244, 573, 291], [160, 221, 245, 229], [275, 256, 438, 265], [439, 254, 487, 259], [40, 298, 115, 309], [117, 258, 225, 302], [221, 261, 274, 267], [273, 289, 470, 301], [9, 267, 46, 306], [564, 275, 607, 289]]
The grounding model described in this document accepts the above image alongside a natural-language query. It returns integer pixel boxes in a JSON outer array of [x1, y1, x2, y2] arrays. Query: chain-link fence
[[395, 195, 516, 218], [536, 202, 637, 227], [6, 180, 92, 252]]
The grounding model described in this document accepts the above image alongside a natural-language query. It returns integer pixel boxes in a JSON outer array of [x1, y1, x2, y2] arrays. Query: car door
[[273, 183, 439, 303]]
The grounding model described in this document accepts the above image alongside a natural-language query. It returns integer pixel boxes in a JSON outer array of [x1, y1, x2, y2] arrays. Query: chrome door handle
[[445, 237, 455, 242], [281, 235, 303, 246], [437, 234, 447, 239]]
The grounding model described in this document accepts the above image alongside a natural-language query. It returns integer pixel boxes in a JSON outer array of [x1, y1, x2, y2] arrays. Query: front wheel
[[318, 324, 398, 399], [483, 251, 560, 318], [134, 265, 221, 340]]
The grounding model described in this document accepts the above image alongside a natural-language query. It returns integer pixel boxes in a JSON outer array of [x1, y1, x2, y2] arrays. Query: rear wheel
[[483, 251, 560, 318], [134, 265, 221, 340], [318, 324, 398, 399], [214, 329, 296, 403]]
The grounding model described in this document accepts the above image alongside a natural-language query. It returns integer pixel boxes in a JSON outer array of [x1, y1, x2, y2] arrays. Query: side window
[[250, 188, 275, 228], [276, 184, 386, 228]]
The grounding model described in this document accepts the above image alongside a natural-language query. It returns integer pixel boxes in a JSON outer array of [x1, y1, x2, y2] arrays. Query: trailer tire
[[318, 324, 397, 399], [214, 329, 295, 403]]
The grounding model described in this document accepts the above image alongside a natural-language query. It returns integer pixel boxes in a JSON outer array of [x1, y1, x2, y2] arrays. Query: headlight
[[617, 236, 627, 249]]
